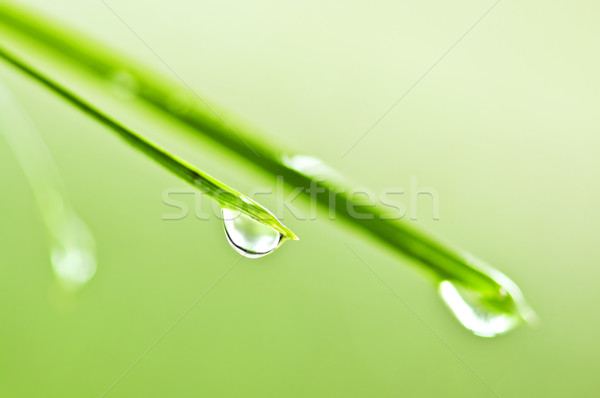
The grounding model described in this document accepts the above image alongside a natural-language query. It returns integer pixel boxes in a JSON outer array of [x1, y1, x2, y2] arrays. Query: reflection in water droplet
[[222, 208, 284, 258], [439, 281, 520, 337]]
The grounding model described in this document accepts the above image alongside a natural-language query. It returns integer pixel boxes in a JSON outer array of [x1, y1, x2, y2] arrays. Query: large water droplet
[[439, 281, 521, 337], [222, 208, 284, 258]]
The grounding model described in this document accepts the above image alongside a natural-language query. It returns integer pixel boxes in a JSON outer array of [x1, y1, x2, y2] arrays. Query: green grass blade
[[0, 2, 534, 327], [0, 45, 297, 241]]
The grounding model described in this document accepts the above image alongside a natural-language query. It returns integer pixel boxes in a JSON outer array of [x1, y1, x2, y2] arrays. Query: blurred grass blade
[[0, 83, 96, 290]]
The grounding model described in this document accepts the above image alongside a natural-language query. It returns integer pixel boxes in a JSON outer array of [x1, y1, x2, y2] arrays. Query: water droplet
[[222, 208, 284, 258], [282, 154, 350, 187], [439, 281, 521, 337], [108, 70, 138, 99], [51, 245, 96, 289], [51, 215, 96, 291]]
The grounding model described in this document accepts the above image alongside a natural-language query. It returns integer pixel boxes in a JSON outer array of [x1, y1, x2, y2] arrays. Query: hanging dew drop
[[438, 280, 522, 337], [221, 208, 284, 258]]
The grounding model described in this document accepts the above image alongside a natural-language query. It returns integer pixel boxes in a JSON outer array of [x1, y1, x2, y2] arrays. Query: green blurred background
[[1, 0, 599, 396]]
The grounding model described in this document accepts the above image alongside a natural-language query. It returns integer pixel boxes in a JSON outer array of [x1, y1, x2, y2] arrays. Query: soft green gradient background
[[1, 0, 599, 396]]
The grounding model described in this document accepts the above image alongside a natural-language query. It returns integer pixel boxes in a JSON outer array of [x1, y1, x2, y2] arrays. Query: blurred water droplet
[[439, 280, 521, 337], [51, 215, 96, 291], [221, 208, 283, 258], [108, 70, 138, 99], [0, 84, 97, 292], [282, 154, 351, 188], [51, 246, 96, 289]]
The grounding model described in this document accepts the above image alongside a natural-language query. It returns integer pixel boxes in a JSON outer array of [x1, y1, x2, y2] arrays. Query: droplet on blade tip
[[438, 280, 521, 338], [221, 208, 284, 258]]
